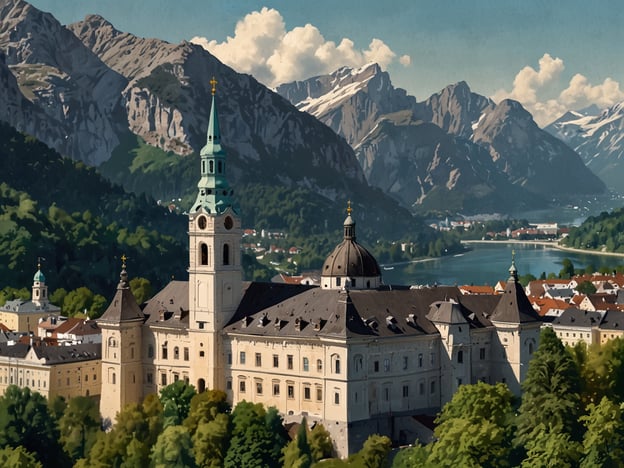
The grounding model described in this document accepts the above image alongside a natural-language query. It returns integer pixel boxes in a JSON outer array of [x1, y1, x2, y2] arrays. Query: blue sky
[[27, 0, 624, 125]]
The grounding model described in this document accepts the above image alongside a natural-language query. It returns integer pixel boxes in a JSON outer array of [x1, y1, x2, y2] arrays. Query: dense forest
[[562, 207, 624, 253], [2, 329, 624, 467]]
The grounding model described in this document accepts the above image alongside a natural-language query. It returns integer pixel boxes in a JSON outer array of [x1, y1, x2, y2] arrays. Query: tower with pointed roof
[[489, 252, 541, 394], [31, 259, 48, 308], [188, 78, 242, 392], [97, 257, 145, 424]]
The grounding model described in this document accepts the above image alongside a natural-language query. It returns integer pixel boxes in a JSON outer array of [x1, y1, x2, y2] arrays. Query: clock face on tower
[[224, 216, 233, 230]]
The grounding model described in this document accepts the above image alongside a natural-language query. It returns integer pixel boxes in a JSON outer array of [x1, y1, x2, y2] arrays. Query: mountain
[[544, 102, 624, 192], [0, 0, 431, 242], [278, 65, 606, 213]]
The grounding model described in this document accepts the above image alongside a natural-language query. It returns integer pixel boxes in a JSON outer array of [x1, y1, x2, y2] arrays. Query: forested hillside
[[0, 121, 188, 295], [562, 207, 624, 253]]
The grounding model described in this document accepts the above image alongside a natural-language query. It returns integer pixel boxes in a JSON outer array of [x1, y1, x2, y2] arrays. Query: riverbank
[[461, 239, 624, 259]]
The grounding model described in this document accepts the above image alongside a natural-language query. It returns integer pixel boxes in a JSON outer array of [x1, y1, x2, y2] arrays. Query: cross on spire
[[347, 200, 352, 216], [121, 254, 127, 268], [210, 76, 217, 95]]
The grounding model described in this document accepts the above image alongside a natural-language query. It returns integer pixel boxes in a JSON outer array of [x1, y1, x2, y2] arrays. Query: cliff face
[[279, 65, 606, 213]]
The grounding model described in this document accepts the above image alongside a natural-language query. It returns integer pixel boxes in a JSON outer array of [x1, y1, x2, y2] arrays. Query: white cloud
[[190, 7, 410, 88], [493, 53, 624, 126]]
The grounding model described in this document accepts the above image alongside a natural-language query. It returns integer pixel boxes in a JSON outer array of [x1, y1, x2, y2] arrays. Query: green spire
[[191, 77, 238, 215]]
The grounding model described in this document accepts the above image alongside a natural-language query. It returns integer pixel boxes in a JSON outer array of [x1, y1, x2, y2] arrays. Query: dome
[[33, 269, 45, 283], [322, 240, 381, 278], [322, 207, 380, 280]]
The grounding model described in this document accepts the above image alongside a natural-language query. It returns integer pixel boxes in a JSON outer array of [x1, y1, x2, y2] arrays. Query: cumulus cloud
[[493, 53, 624, 126], [190, 7, 410, 88]]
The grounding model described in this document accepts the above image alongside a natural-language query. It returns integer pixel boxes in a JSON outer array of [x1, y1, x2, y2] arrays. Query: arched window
[[332, 354, 341, 374], [218, 161, 223, 173], [202, 161, 206, 173], [174, 347, 180, 360], [209, 161, 214, 173], [303, 357, 309, 372], [223, 243, 230, 265], [317, 359, 323, 372], [200, 243, 208, 265]]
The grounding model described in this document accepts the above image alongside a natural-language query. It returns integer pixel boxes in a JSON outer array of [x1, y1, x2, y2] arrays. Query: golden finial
[[210, 76, 217, 95], [347, 200, 352, 216], [121, 254, 127, 268]]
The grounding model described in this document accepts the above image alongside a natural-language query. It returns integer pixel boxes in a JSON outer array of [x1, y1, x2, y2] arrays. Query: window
[[430, 353, 435, 366], [273, 355, 279, 368], [255, 353, 262, 367], [184, 347, 189, 361], [374, 361, 379, 372], [316, 387, 323, 401], [303, 357, 309, 372], [162, 345, 168, 360], [457, 350, 463, 364], [223, 244, 230, 266], [430, 380, 436, 394], [403, 356, 408, 370], [200, 243, 208, 265], [273, 382, 280, 396], [335, 357, 341, 374], [161, 373, 167, 386], [336, 277, 341, 287], [384, 387, 390, 401], [199, 351, 205, 357], [402, 385, 409, 398], [352, 279, 356, 287], [479, 347, 486, 360], [218, 161, 223, 173], [334, 391, 340, 405], [228, 353, 232, 365], [457, 378, 463, 387], [174, 374, 179, 382], [174, 347, 180, 360], [256, 381, 263, 395], [239, 380, 246, 393], [148, 344, 154, 358], [226, 380, 232, 390], [317, 359, 323, 372], [240, 351, 246, 365], [147, 373, 153, 384], [287, 384, 295, 399], [418, 353, 423, 368], [287, 355, 293, 370], [209, 160, 214, 173], [304, 386, 311, 400], [384, 358, 390, 372]]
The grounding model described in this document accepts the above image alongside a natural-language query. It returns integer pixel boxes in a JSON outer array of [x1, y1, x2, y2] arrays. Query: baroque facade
[[97, 83, 543, 456]]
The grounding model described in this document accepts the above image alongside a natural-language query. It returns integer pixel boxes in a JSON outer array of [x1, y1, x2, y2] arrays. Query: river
[[380, 242, 624, 287]]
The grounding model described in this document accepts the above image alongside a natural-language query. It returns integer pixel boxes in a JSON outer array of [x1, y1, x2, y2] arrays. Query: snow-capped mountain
[[545, 102, 624, 192], [278, 65, 605, 213]]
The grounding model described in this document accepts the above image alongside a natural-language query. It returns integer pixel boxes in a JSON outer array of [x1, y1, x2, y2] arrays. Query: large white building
[[97, 83, 543, 456]]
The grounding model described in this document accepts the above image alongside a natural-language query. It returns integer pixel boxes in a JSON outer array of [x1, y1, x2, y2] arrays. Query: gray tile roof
[[552, 308, 603, 328], [491, 278, 541, 323], [98, 286, 144, 324], [143, 281, 189, 329], [224, 283, 504, 339]]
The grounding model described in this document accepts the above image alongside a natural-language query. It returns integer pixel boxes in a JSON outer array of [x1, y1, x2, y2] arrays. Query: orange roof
[[528, 296, 573, 316], [459, 285, 495, 295]]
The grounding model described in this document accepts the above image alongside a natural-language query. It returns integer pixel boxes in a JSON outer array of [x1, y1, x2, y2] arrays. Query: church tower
[[97, 258, 145, 425], [31, 258, 49, 308], [188, 78, 242, 392], [489, 252, 542, 395]]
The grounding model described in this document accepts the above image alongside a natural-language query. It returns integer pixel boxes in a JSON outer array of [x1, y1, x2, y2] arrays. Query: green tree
[[348, 434, 392, 468], [308, 423, 334, 462], [160, 380, 197, 428], [391, 443, 429, 468], [192, 413, 230, 468], [580, 338, 624, 405], [282, 418, 312, 468], [559, 258, 575, 279], [49, 288, 68, 307], [575, 280, 597, 295], [184, 389, 230, 435], [130, 277, 153, 304], [515, 328, 583, 464], [150, 425, 196, 468], [580, 397, 624, 467], [59, 396, 102, 462], [427, 382, 516, 467], [224, 402, 288, 468], [0, 385, 68, 467], [0, 446, 42, 468]]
